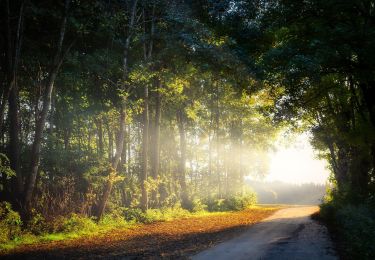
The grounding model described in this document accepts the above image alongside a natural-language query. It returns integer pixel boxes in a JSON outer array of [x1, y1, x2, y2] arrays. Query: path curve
[[192, 206, 337, 260]]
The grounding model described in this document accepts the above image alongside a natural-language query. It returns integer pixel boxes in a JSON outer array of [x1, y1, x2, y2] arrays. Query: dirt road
[[192, 206, 337, 260]]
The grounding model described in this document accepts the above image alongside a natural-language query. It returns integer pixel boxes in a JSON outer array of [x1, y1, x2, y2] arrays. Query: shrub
[[143, 209, 164, 223], [59, 213, 97, 233], [142, 205, 190, 223], [206, 198, 227, 211], [226, 196, 245, 210], [159, 204, 190, 220], [321, 201, 375, 260], [99, 207, 129, 228], [0, 202, 22, 243], [205, 193, 257, 212], [122, 208, 148, 223], [26, 211, 48, 235], [336, 204, 375, 259], [121, 204, 192, 224], [190, 198, 208, 213]]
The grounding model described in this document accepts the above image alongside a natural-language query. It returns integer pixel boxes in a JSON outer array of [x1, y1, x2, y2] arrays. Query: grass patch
[[0, 213, 134, 252]]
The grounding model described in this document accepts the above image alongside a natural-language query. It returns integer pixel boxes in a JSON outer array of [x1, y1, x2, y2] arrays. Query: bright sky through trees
[[266, 133, 330, 185]]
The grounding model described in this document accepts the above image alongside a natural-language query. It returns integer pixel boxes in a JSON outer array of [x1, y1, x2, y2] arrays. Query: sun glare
[[265, 133, 330, 184]]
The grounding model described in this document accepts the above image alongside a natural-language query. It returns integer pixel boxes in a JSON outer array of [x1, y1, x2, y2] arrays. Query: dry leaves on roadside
[[2, 208, 277, 259]]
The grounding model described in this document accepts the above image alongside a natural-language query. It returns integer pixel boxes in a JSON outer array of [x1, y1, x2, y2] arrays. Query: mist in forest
[[247, 180, 326, 205]]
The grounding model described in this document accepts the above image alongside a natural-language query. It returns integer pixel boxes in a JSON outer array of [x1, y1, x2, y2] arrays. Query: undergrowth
[[0, 193, 258, 252], [320, 192, 375, 260]]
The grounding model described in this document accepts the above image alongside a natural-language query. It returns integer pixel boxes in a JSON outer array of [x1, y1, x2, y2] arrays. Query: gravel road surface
[[192, 206, 337, 260]]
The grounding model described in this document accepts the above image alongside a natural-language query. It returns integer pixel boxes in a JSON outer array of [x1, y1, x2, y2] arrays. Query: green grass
[[0, 215, 134, 252]]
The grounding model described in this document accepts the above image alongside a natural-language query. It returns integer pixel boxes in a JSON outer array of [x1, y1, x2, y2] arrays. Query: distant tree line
[[248, 180, 326, 205]]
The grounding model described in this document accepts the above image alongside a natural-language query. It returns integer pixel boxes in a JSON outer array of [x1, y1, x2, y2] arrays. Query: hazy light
[[265, 132, 330, 184]]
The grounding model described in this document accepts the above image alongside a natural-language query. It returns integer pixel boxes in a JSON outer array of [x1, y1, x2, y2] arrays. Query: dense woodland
[[1, 0, 277, 220], [1, 1, 375, 255]]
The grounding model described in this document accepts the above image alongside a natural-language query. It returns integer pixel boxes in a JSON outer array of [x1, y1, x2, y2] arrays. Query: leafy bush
[[190, 198, 208, 213], [58, 213, 97, 233], [0, 202, 22, 243], [100, 209, 129, 228], [143, 205, 190, 223], [206, 193, 257, 212], [226, 194, 257, 210], [0, 154, 15, 180], [157, 205, 191, 220], [336, 204, 375, 259], [122, 204, 191, 224], [206, 198, 227, 211], [26, 211, 48, 235], [122, 208, 148, 223], [143, 209, 164, 223], [321, 201, 375, 260]]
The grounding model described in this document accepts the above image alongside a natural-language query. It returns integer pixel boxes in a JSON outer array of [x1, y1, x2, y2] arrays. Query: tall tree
[[96, 0, 139, 219], [176, 109, 188, 208], [150, 80, 161, 206], [24, 0, 72, 209]]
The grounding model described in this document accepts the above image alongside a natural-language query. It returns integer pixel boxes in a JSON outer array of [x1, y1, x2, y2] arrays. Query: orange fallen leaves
[[2, 208, 277, 259]]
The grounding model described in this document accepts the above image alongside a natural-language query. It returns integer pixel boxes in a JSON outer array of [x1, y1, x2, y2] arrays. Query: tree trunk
[[139, 3, 155, 211], [96, 107, 126, 219], [119, 132, 127, 173], [24, 0, 71, 209], [63, 127, 70, 150], [107, 122, 113, 161], [215, 82, 221, 198], [6, 0, 24, 201], [150, 81, 161, 206], [140, 84, 149, 211], [238, 120, 244, 195], [127, 124, 131, 174], [177, 110, 188, 208], [96, 118, 104, 157], [8, 82, 22, 198], [359, 81, 375, 186], [0, 0, 23, 133], [96, 0, 138, 219], [208, 109, 213, 198]]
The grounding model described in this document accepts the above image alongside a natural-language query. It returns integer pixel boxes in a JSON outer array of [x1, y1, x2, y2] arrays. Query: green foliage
[[26, 211, 47, 235], [122, 205, 191, 224], [227, 193, 257, 211], [321, 200, 375, 260], [206, 193, 257, 212], [122, 208, 148, 223], [0, 154, 15, 179], [190, 199, 208, 213], [206, 198, 227, 212], [147, 205, 191, 222], [59, 214, 97, 233], [97, 207, 128, 228], [0, 202, 22, 243]]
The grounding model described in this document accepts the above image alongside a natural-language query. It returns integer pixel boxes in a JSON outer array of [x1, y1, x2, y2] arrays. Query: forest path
[[192, 206, 337, 260]]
